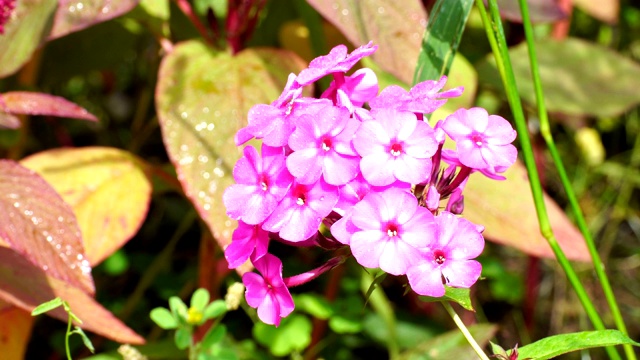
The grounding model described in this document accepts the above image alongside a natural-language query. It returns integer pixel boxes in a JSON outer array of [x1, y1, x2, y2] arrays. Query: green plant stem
[[360, 269, 399, 360], [475, 1, 622, 359], [65, 314, 73, 360], [516, 1, 636, 359], [442, 302, 490, 360]]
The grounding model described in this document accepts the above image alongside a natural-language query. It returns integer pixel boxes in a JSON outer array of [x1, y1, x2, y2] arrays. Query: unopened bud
[[426, 185, 441, 211], [118, 344, 148, 360], [225, 282, 245, 310], [446, 189, 464, 215]]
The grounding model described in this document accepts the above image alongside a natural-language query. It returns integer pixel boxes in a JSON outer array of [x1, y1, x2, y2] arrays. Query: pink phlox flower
[[243, 254, 294, 326], [296, 42, 378, 86], [0, 0, 15, 34], [223, 145, 293, 225], [353, 108, 438, 186], [406, 211, 484, 297], [239, 97, 332, 147], [339, 188, 435, 275], [262, 179, 339, 242], [225, 220, 269, 269], [287, 104, 360, 185], [369, 76, 463, 115], [440, 107, 517, 174], [321, 68, 379, 108], [440, 149, 509, 180], [273, 73, 304, 108]]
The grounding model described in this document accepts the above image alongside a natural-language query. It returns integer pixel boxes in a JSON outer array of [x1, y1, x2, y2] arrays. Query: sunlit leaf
[[465, 160, 590, 261], [21, 147, 152, 265], [0, 302, 34, 360], [478, 37, 640, 118], [419, 287, 474, 311], [30, 297, 63, 316], [0, 160, 94, 294], [573, 0, 619, 24], [156, 41, 307, 271], [0, 246, 143, 344], [49, 0, 139, 40], [398, 323, 497, 359], [150, 307, 178, 329], [306, 0, 427, 85], [202, 300, 227, 320], [253, 314, 312, 356], [0, 92, 98, 121], [518, 330, 640, 360], [413, 0, 473, 84], [495, 0, 567, 23], [174, 327, 191, 350], [0, 0, 57, 78]]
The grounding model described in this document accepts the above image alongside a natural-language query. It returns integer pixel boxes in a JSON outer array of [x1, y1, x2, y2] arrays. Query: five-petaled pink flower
[[353, 108, 438, 186], [440, 107, 517, 174], [225, 221, 269, 269], [369, 76, 463, 115], [296, 42, 377, 86], [243, 254, 295, 327], [407, 211, 484, 297]]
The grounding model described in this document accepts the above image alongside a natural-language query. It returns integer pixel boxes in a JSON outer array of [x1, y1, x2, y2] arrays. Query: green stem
[[360, 269, 399, 360], [442, 302, 490, 360], [475, 1, 622, 359], [516, 1, 636, 359], [65, 314, 73, 360]]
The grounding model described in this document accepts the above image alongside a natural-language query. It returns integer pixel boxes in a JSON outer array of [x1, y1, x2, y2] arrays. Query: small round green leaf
[[169, 297, 188, 323], [252, 314, 312, 357], [200, 324, 226, 350], [203, 300, 227, 320], [190, 288, 210, 312], [150, 307, 178, 330], [174, 327, 192, 350]]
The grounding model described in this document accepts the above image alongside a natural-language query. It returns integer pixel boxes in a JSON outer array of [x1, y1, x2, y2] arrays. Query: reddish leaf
[[0, 301, 34, 360], [0, 246, 144, 344], [0, 92, 98, 121], [495, 0, 567, 23], [49, 0, 139, 40], [0, 160, 94, 294], [464, 161, 590, 261], [0, 112, 20, 129], [156, 41, 308, 273], [573, 0, 619, 24], [306, 0, 427, 85], [21, 147, 152, 265]]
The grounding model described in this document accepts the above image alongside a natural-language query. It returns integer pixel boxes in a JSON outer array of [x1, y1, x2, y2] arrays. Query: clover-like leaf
[[150, 307, 178, 330]]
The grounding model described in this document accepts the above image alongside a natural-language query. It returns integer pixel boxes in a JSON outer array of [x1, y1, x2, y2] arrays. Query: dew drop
[[203, 203, 211, 211], [377, 6, 384, 14], [341, 8, 349, 15], [180, 111, 189, 119]]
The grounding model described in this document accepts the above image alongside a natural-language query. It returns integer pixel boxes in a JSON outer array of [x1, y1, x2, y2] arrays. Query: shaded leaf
[[398, 323, 497, 359], [21, 147, 152, 265], [573, 0, 619, 24], [72, 327, 95, 353], [0, 92, 98, 121], [0, 303, 34, 360], [477, 38, 640, 118], [419, 287, 474, 311], [0, 0, 57, 78], [49, 0, 139, 40], [0, 246, 143, 344], [201, 325, 226, 350], [156, 41, 307, 271], [0, 160, 94, 294], [306, 0, 427, 84], [253, 314, 312, 356], [495, 0, 567, 23], [293, 293, 333, 320], [175, 327, 191, 350], [464, 160, 590, 261], [518, 330, 640, 360], [413, 0, 473, 84], [31, 297, 63, 315]]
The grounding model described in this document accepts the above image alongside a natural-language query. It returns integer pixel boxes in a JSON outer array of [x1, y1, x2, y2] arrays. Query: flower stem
[[65, 313, 73, 360], [442, 302, 490, 360], [516, 1, 636, 359], [475, 1, 622, 359]]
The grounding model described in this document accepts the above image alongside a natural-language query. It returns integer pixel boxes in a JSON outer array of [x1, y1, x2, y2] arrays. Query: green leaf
[[202, 300, 227, 320], [363, 271, 387, 306], [156, 41, 307, 271], [477, 37, 640, 118], [398, 323, 497, 359], [72, 326, 95, 353], [413, 0, 473, 84], [21, 147, 152, 266], [419, 287, 474, 311], [253, 314, 312, 357], [150, 307, 178, 329], [306, 0, 427, 84], [0, 0, 57, 79], [190, 288, 210, 312], [31, 297, 63, 316], [200, 324, 226, 350], [169, 296, 188, 323], [175, 327, 192, 350], [517, 330, 640, 360], [293, 294, 333, 320], [328, 315, 362, 334]]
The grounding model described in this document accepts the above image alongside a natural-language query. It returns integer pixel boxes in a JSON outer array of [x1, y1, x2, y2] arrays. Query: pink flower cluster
[[223, 42, 517, 326]]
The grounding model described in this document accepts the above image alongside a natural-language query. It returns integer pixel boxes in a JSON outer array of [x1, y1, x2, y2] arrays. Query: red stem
[[174, 0, 214, 44]]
